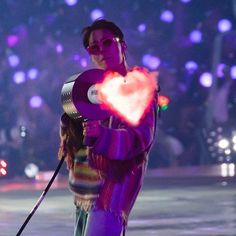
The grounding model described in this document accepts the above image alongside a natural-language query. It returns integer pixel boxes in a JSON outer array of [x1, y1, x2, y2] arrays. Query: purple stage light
[[29, 96, 43, 108], [199, 72, 212, 87], [7, 35, 19, 47], [27, 68, 39, 80], [216, 64, 226, 78], [80, 58, 88, 68], [13, 71, 26, 84], [217, 19, 232, 33], [180, 0, 192, 3], [189, 30, 202, 43], [142, 54, 161, 70], [8, 54, 20, 67], [64, 0, 77, 6], [90, 9, 104, 21], [73, 54, 80, 61], [56, 44, 63, 53], [230, 65, 236, 79], [185, 61, 198, 73], [160, 10, 174, 23], [138, 24, 146, 32]]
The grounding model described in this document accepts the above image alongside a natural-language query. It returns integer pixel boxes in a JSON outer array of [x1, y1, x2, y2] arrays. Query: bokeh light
[[218, 138, 230, 149], [232, 135, 236, 144], [0, 160, 7, 168], [8, 54, 20, 67], [20, 126, 27, 138], [217, 19, 232, 33], [29, 96, 43, 108], [230, 65, 236, 79], [233, 144, 236, 151], [189, 30, 202, 43], [80, 58, 88, 68], [137, 24, 146, 32], [24, 163, 39, 178], [185, 60, 198, 73], [142, 54, 161, 70], [56, 43, 64, 53], [27, 68, 39, 80], [7, 35, 19, 47], [199, 72, 212, 87], [216, 63, 226, 78], [158, 95, 170, 110], [160, 10, 174, 23], [13, 71, 26, 84], [90, 9, 104, 21], [180, 0, 192, 3], [64, 0, 78, 6], [0, 160, 7, 177]]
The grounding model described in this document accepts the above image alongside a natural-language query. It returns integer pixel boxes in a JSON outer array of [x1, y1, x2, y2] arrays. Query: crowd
[[0, 0, 235, 177]]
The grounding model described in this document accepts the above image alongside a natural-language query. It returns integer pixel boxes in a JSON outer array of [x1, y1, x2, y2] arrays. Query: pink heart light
[[96, 67, 157, 126]]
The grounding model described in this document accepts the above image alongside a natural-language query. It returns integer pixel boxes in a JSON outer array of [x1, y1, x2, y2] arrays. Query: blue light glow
[[189, 30, 202, 43], [199, 72, 212, 87], [230, 65, 236, 79], [29, 95, 43, 108], [13, 71, 26, 84], [137, 24, 146, 32], [218, 19, 232, 33], [185, 61, 198, 73], [8, 54, 20, 67], [142, 54, 161, 70], [27, 68, 39, 80], [90, 9, 104, 21], [64, 0, 78, 6], [160, 10, 174, 23]]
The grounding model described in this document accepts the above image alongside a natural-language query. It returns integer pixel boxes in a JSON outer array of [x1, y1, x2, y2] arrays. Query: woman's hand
[[83, 120, 101, 138]]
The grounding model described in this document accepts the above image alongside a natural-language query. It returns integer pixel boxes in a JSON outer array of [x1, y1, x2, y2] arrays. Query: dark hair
[[82, 19, 124, 48]]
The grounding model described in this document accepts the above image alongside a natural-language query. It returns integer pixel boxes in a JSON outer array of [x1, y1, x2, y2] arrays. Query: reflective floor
[[1, 168, 236, 236]]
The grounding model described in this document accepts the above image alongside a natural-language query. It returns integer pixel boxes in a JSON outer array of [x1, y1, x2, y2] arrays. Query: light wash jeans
[[74, 207, 88, 236]]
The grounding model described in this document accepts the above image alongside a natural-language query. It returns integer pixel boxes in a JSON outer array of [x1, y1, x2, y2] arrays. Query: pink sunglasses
[[87, 37, 119, 55]]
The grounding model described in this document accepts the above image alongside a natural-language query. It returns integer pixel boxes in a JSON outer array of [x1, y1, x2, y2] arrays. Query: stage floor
[[1, 171, 236, 236]]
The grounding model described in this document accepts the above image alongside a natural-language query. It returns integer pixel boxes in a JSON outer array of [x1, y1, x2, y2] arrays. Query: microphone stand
[[16, 153, 66, 236]]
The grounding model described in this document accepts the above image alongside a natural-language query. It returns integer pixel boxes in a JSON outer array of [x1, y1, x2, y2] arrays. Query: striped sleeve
[[92, 102, 156, 160]]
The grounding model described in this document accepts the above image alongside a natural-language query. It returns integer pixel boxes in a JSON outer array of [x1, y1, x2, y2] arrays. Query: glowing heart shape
[[96, 67, 157, 126]]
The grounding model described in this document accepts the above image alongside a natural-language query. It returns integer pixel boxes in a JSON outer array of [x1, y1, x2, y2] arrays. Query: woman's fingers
[[83, 120, 101, 137]]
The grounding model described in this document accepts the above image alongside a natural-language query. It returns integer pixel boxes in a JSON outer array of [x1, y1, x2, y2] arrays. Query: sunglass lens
[[103, 38, 113, 47], [89, 44, 100, 54], [88, 38, 117, 55]]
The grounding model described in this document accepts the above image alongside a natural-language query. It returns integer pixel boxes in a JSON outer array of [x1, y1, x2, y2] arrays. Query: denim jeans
[[84, 210, 123, 236], [74, 207, 88, 236]]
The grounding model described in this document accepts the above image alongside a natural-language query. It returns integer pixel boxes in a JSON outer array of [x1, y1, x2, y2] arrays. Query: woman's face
[[87, 29, 125, 71]]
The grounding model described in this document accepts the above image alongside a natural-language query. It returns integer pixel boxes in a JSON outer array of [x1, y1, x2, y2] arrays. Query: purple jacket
[[88, 99, 157, 224]]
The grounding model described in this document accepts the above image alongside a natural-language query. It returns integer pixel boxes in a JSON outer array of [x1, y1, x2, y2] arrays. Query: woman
[[59, 19, 157, 236]]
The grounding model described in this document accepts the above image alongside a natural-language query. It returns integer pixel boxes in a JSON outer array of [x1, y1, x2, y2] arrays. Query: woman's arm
[[85, 101, 157, 160]]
